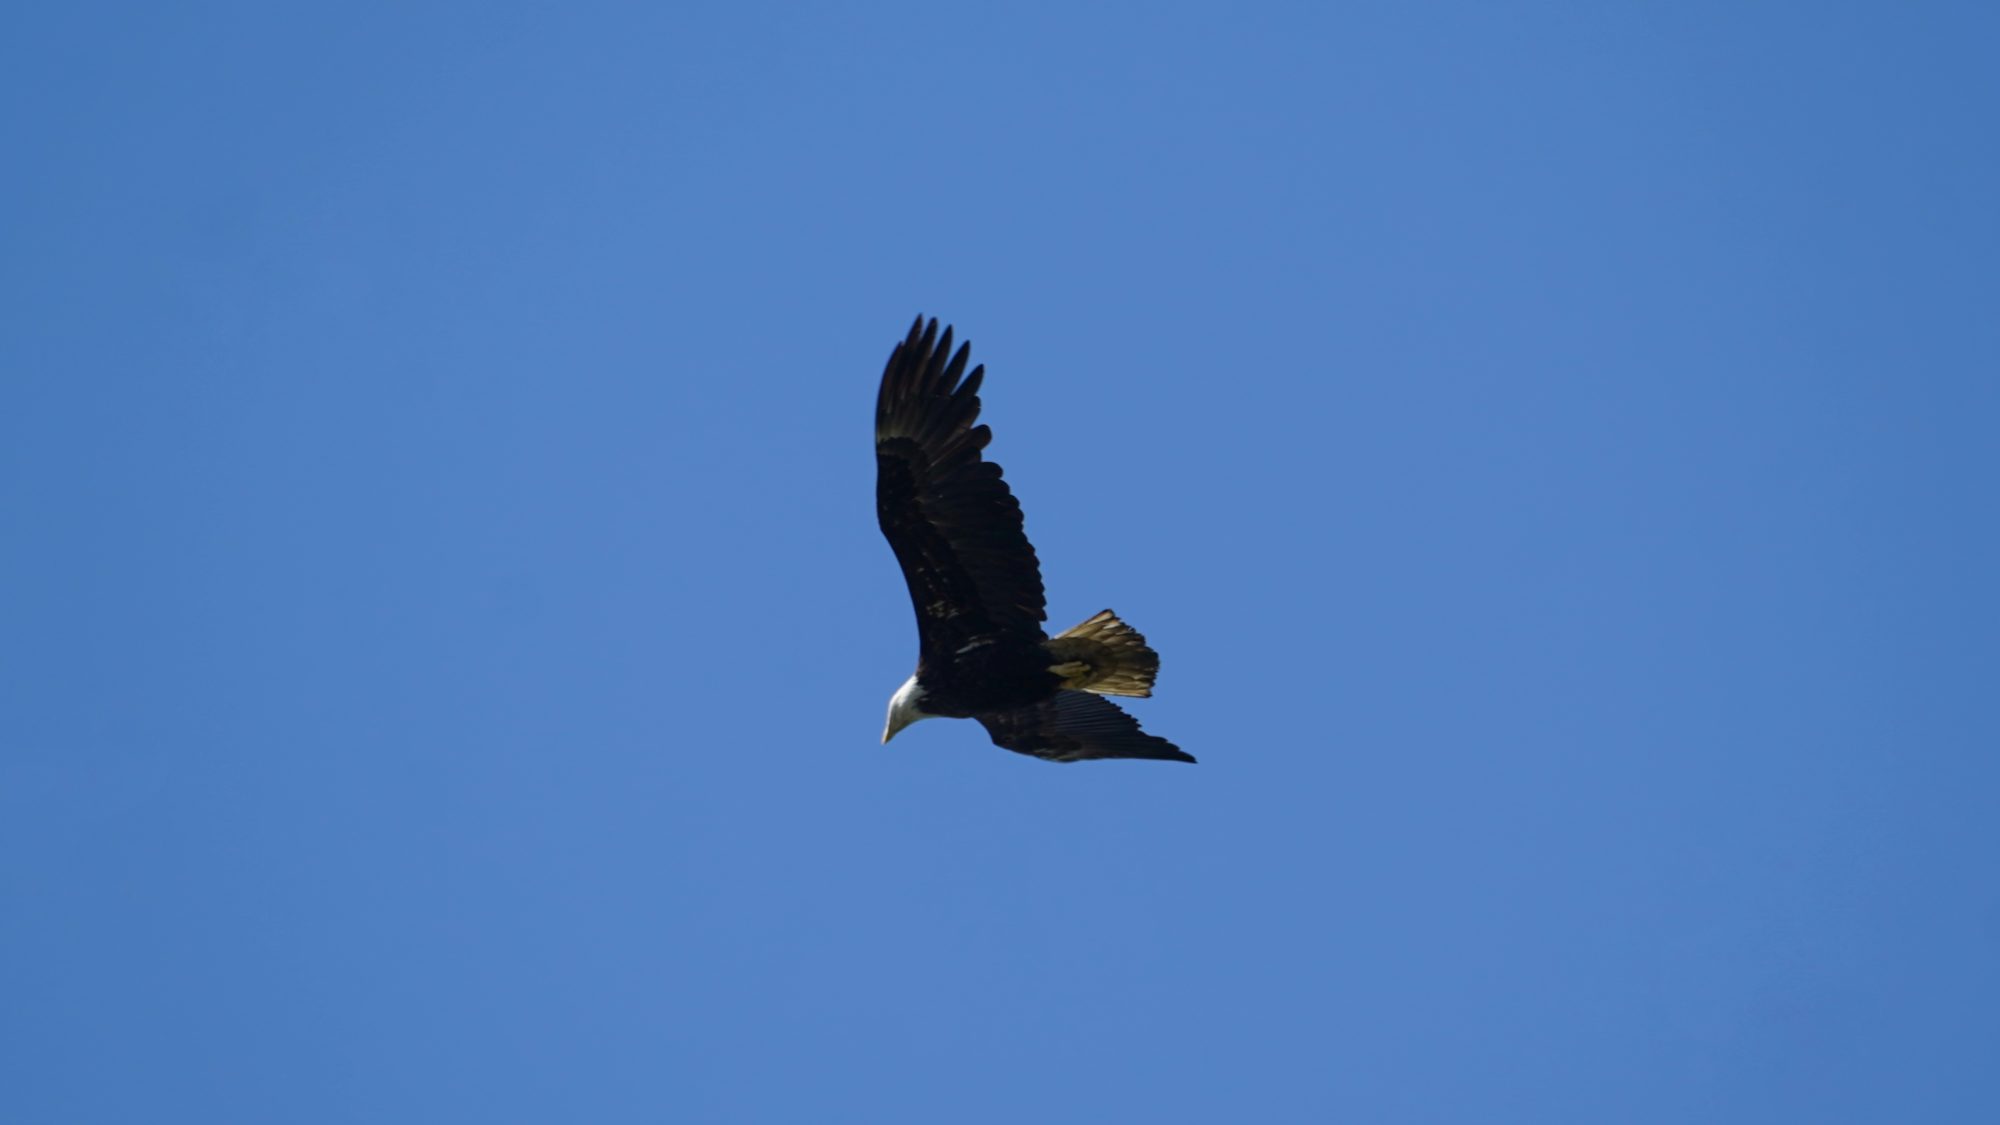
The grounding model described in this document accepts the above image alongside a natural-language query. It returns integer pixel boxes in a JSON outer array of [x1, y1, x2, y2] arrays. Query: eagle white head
[[882, 675, 935, 744]]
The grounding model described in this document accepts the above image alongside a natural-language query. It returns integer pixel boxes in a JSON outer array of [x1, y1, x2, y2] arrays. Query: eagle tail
[[1044, 610, 1160, 698]]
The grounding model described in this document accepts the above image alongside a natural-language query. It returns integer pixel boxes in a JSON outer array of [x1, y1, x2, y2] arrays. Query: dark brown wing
[[876, 316, 1047, 658], [978, 691, 1195, 764]]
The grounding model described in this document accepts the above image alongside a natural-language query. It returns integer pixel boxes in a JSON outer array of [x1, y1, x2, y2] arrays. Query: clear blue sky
[[4, 2, 1996, 1122]]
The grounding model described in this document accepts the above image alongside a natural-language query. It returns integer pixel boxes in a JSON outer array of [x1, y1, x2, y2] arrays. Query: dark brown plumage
[[875, 316, 1191, 764]]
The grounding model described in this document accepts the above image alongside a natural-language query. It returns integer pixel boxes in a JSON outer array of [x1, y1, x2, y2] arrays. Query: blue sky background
[[4, 2, 1996, 1122]]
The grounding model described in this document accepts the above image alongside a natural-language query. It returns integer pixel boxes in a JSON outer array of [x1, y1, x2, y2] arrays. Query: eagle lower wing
[[977, 691, 1194, 764], [876, 316, 1048, 656]]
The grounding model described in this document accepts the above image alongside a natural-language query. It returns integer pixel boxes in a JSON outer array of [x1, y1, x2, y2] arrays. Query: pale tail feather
[[1043, 609, 1160, 698]]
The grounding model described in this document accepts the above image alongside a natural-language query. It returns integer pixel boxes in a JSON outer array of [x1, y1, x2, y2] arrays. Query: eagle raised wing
[[875, 316, 1048, 658]]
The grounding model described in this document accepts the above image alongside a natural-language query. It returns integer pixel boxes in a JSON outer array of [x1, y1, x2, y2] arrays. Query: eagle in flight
[[875, 317, 1192, 764]]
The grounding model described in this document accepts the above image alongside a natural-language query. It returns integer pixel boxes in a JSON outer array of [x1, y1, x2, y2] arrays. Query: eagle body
[[874, 317, 1192, 764], [903, 640, 1061, 720]]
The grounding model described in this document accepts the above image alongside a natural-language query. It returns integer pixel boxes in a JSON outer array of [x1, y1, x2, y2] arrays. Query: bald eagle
[[876, 317, 1193, 764]]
